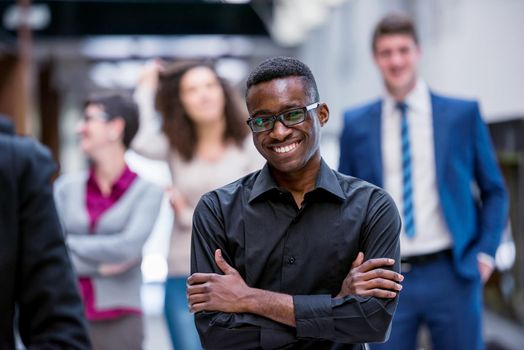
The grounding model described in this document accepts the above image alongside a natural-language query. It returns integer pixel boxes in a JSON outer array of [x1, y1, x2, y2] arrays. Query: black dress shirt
[[191, 159, 401, 350]]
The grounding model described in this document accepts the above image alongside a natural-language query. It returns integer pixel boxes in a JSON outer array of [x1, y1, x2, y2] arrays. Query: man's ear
[[317, 103, 329, 126], [109, 117, 125, 140]]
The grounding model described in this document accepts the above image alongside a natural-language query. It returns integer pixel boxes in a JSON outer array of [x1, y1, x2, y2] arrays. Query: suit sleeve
[[471, 103, 509, 257], [14, 139, 90, 349]]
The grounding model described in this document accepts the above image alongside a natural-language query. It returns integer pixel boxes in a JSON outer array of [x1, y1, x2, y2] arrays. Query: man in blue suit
[[338, 13, 508, 350]]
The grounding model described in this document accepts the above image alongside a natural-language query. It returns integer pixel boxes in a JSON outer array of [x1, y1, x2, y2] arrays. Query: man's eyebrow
[[251, 103, 302, 116]]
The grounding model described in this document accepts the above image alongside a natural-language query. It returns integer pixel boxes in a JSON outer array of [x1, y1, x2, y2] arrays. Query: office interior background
[[1, 0, 523, 349]]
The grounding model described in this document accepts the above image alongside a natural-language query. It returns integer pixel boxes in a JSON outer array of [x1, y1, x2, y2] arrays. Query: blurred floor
[[484, 309, 524, 350], [142, 283, 172, 350]]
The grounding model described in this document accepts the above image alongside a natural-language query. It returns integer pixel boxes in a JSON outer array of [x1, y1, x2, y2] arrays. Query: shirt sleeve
[[292, 190, 401, 344], [470, 102, 509, 257], [15, 138, 90, 349]]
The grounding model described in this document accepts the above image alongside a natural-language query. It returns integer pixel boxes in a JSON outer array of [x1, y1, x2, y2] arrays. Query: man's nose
[[269, 120, 292, 140], [390, 51, 404, 66], [75, 120, 86, 134]]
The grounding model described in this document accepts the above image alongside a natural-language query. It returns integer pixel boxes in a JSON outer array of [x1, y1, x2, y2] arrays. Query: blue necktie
[[397, 101, 416, 238]]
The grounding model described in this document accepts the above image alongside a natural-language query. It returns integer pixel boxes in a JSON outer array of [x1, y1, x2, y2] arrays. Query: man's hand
[[336, 252, 403, 299], [187, 249, 253, 314], [478, 254, 495, 283]]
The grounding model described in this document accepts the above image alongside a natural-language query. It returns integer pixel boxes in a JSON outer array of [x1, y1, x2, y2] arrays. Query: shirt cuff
[[478, 252, 495, 268], [293, 295, 334, 339]]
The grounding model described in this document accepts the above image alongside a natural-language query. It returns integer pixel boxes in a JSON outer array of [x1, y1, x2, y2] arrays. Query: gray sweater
[[54, 172, 163, 311]]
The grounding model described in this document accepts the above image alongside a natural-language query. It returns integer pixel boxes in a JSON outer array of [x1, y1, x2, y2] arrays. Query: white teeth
[[273, 142, 298, 153]]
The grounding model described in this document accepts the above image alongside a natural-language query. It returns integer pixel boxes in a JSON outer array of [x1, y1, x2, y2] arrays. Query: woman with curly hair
[[133, 60, 263, 350]]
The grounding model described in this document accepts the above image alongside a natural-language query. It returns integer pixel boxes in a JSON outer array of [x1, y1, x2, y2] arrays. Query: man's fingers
[[364, 277, 403, 291], [358, 258, 396, 272], [359, 289, 398, 299], [189, 301, 208, 313], [186, 283, 210, 296], [351, 252, 365, 268], [214, 249, 238, 275], [188, 292, 209, 306], [360, 268, 404, 282], [187, 273, 216, 286]]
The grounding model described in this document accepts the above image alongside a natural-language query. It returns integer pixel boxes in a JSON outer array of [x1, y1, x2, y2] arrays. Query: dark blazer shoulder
[[16, 136, 55, 177], [1, 134, 54, 165]]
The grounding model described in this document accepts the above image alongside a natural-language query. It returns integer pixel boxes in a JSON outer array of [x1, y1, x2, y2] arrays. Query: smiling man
[[187, 56, 403, 349], [338, 13, 508, 350]]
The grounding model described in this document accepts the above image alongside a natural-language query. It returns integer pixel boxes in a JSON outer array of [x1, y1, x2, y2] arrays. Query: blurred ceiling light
[[221, 0, 252, 3], [3, 3, 50, 31], [89, 58, 250, 90], [271, 0, 349, 46], [81, 36, 257, 60], [215, 58, 250, 85], [89, 61, 143, 89]]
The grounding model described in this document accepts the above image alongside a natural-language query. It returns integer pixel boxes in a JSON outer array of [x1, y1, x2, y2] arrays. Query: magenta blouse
[[79, 165, 141, 321]]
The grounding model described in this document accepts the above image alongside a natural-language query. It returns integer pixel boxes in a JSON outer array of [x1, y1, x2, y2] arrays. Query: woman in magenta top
[[54, 94, 163, 350]]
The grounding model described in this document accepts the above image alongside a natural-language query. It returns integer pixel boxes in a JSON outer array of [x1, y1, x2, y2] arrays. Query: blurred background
[[1, 0, 523, 349]]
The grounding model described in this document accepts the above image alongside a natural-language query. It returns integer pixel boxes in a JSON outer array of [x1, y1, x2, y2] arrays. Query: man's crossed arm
[[187, 249, 403, 327]]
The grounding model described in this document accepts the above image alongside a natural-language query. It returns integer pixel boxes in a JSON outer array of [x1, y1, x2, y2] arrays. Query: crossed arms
[[189, 249, 403, 326], [188, 192, 402, 348]]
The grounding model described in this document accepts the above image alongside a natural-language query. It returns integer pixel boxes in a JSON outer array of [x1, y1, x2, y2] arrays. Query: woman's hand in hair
[[138, 59, 165, 90]]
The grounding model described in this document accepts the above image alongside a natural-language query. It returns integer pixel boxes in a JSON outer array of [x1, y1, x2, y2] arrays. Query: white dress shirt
[[381, 80, 452, 257]]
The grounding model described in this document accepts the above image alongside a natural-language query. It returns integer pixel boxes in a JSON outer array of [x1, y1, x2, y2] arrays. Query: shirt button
[[288, 256, 295, 264]]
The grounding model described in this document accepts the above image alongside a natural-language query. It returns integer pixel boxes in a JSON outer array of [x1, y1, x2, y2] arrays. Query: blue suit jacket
[[338, 93, 508, 279]]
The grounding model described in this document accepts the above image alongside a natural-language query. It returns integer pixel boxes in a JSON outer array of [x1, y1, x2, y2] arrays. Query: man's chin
[[269, 157, 310, 175]]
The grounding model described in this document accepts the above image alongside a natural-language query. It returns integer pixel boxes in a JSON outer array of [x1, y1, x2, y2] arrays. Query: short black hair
[[85, 93, 139, 149], [372, 13, 419, 52], [246, 56, 319, 102]]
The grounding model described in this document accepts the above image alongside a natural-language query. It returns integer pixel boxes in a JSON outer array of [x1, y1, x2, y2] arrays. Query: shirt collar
[[87, 164, 137, 198], [383, 78, 430, 115], [248, 159, 345, 203]]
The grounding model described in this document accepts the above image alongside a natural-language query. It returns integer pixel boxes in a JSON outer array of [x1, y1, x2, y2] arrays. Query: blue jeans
[[164, 276, 202, 350], [370, 252, 483, 350]]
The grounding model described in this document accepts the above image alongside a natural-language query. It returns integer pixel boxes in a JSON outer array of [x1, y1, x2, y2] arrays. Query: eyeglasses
[[246, 102, 320, 133], [83, 111, 110, 123]]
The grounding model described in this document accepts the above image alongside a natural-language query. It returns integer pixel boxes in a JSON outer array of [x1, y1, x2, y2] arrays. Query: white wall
[[417, 0, 524, 120], [299, 0, 524, 142]]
